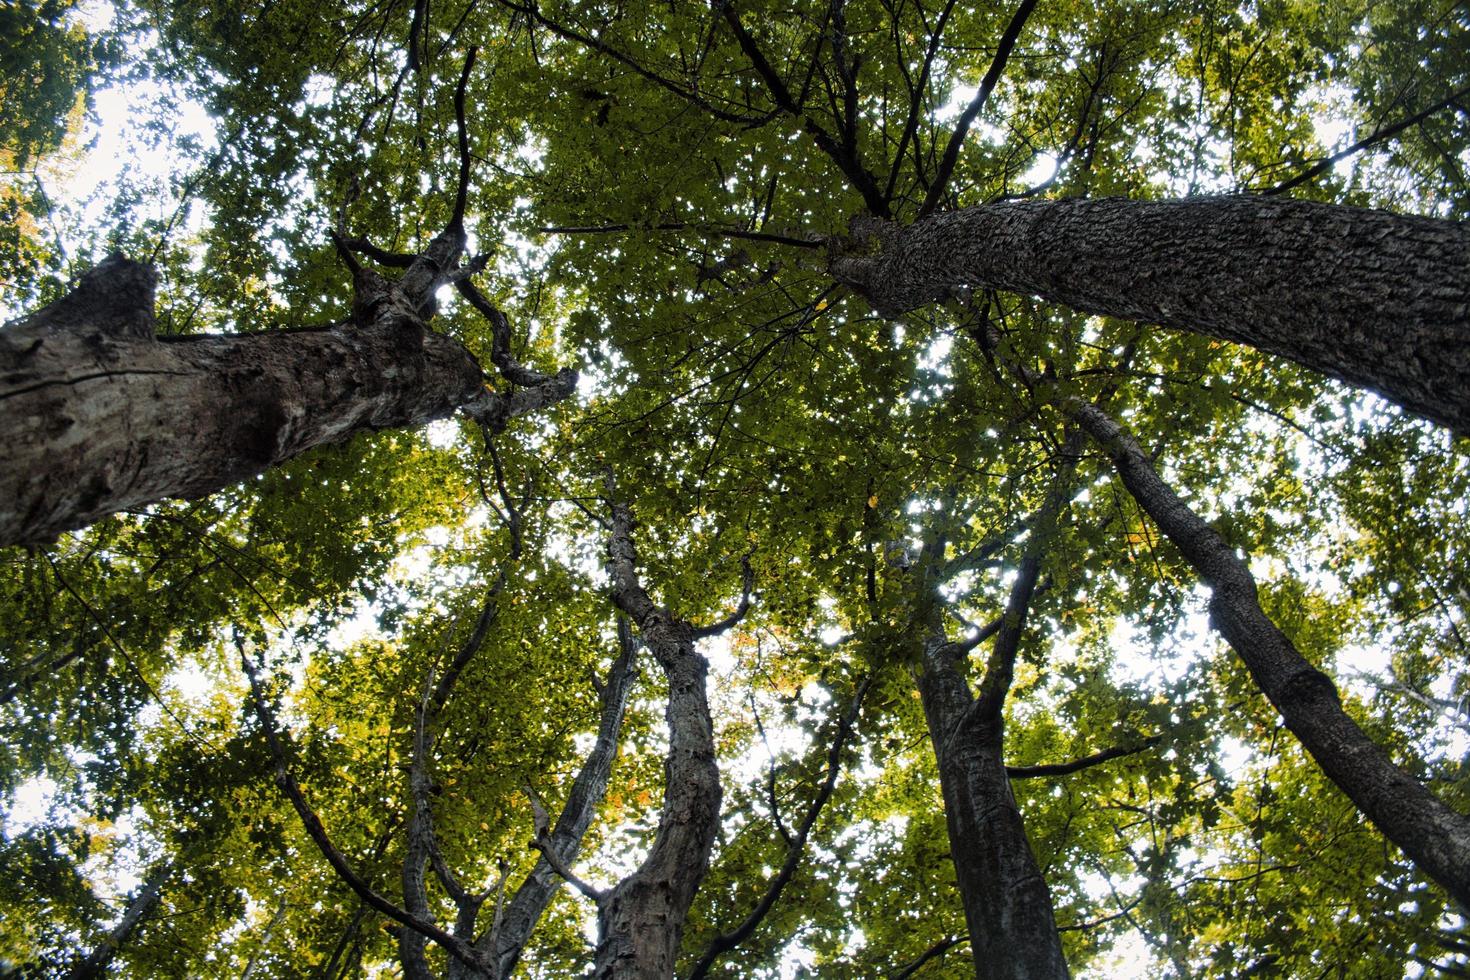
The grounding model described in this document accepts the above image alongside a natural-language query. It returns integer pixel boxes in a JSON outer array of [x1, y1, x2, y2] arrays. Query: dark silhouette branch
[[1007, 735, 1162, 779], [537, 222, 821, 249], [917, 0, 1038, 218], [450, 45, 479, 232], [718, 0, 891, 217], [498, 0, 768, 124], [1262, 82, 1470, 197], [890, 935, 968, 979], [883, 0, 959, 202], [238, 647, 488, 972], [691, 552, 755, 639]]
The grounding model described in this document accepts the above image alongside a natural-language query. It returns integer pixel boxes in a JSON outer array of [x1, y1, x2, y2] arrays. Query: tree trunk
[[918, 641, 1070, 980], [1070, 398, 1470, 909], [490, 629, 640, 977], [68, 860, 171, 979], [831, 196, 1470, 433], [592, 612, 720, 979], [597, 500, 723, 979], [0, 256, 496, 547]]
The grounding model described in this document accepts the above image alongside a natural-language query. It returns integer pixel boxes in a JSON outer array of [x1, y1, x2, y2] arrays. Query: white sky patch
[[1021, 151, 1059, 188], [2, 776, 63, 837]]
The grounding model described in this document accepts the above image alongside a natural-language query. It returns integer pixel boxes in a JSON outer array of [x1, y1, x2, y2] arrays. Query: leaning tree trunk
[[69, 860, 171, 979], [0, 256, 496, 547], [1070, 399, 1470, 909], [831, 195, 1470, 434]]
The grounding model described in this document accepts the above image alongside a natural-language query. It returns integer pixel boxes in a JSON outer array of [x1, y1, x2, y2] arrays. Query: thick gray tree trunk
[[1071, 399, 1470, 909], [831, 196, 1470, 433], [918, 635, 1070, 980], [0, 256, 496, 547], [1, 237, 576, 549]]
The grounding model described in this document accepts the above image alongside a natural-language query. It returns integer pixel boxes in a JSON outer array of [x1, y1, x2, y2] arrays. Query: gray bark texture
[[831, 196, 1470, 433], [0, 255, 491, 547], [1071, 399, 1470, 909], [918, 637, 1070, 980], [597, 499, 722, 979]]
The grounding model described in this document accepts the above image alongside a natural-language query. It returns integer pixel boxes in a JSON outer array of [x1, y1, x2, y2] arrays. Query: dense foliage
[[2, 0, 1468, 976]]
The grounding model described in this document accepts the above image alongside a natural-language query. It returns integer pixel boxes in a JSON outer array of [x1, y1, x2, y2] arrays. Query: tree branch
[[450, 45, 479, 232], [498, 0, 768, 124], [890, 934, 967, 979], [718, 0, 891, 217], [1006, 734, 1162, 779], [237, 647, 488, 972], [971, 429, 1082, 723], [687, 674, 873, 979], [917, 0, 1038, 217], [883, 0, 959, 202], [537, 222, 821, 249], [691, 552, 755, 639], [1261, 82, 1470, 197]]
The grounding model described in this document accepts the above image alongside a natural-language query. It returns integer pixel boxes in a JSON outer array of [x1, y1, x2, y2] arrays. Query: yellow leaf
[[867, 494, 878, 508]]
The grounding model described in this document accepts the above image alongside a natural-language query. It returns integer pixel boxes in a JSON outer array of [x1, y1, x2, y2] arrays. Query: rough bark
[[910, 434, 1081, 980], [1071, 399, 1470, 909], [1, 243, 576, 548], [831, 196, 1470, 433], [596, 498, 723, 980], [0, 256, 494, 547]]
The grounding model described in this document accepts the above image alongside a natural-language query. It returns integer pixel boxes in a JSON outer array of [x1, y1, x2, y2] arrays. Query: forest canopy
[[1, 0, 1469, 977]]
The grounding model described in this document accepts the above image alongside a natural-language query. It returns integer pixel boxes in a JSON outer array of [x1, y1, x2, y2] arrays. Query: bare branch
[[237, 646, 488, 972], [691, 552, 755, 639], [917, 0, 1038, 217], [1007, 734, 1162, 779], [451, 46, 479, 231], [1261, 82, 1470, 197], [718, 0, 891, 217], [528, 834, 609, 902], [883, 0, 959, 201], [972, 429, 1082, 722], [498, 0, 767, 124], [687, 674, 872, 979], [890, 935, 967, 979]]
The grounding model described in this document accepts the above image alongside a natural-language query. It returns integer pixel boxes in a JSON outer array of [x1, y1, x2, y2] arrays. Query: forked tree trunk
[[832, 196, 1470, 433], [1, 256, 493, 547], [592, 626, 719, 979], [918, 636, 1070, 980], [598, 501, 723, 979]]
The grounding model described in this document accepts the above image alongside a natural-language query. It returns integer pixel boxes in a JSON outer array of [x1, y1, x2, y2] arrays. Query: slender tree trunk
[[592, 614, 720, 979], [490, 628, 640, 977], [597, 500, 723, 979], [917, 636, 1070, 980], [68, 860, 171, 979], [831, 196, 1470, 433], [1070, 398, 1470, 908], [0, 256, 493, 547]]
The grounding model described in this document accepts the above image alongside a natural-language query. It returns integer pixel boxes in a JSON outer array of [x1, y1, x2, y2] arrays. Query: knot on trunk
[[11, 254, 157, 339]]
